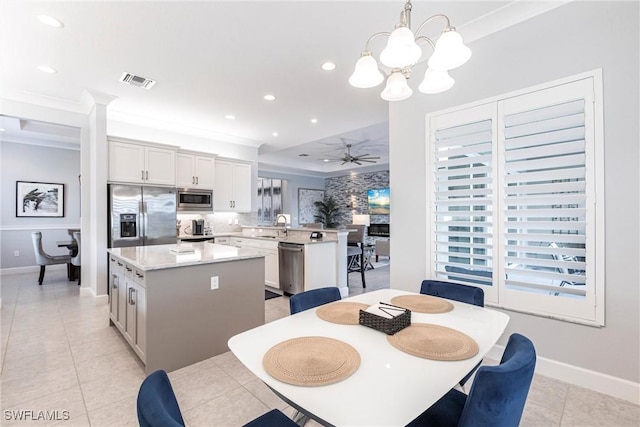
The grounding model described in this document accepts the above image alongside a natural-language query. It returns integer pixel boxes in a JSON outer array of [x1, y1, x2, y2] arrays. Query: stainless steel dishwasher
[[278, 242, 304, 296]]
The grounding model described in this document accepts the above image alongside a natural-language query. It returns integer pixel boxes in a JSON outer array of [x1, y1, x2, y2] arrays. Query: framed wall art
[[298, 188, 325, 224], [16, 181, 65, 217]]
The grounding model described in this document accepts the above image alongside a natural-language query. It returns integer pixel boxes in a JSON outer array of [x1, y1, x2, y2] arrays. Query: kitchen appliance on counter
[[177, 188, 213, 212], [192, 219, 205, 235], [108, 184, 177, 248], [278, 242, 305, 296]]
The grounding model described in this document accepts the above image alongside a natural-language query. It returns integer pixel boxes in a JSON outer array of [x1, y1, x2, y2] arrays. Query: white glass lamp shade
[[418, 68, 455, 94], [380, 26, 422, 68], [380, 70, 413, 101], [349, 54, 384, 88], [352, 214, 370, 226], [427, 29, 471, 71]]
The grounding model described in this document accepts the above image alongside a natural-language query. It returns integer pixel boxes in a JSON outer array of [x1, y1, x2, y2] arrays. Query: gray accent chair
[[71, 231, 81, 286], [31, 231, 71, 285]]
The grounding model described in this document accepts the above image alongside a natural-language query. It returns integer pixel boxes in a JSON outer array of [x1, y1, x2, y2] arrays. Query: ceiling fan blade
[[359, 159, 377, 163], [354, 160, 362, 165]]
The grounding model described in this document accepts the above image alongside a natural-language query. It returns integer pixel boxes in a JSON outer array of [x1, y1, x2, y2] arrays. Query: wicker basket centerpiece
[[359, 302, 411, 335]]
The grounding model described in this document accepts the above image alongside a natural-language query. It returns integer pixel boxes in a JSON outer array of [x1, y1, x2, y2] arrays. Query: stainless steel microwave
[[177, 188, 213, 212]]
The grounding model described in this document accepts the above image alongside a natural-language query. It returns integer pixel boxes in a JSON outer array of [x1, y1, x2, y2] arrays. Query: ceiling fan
[[321, 139, 382, 165]]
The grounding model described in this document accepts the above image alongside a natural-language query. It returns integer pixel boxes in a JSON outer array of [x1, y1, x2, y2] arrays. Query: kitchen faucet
[[275, 214, 288, 237]]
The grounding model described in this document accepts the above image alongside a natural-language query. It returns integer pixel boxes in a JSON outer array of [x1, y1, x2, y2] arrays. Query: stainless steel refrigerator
[[108, 184, 177, 248]]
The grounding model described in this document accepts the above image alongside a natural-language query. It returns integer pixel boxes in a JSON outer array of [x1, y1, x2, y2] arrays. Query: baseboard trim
[[1, 264, 67, 276], [487, 344, 640, 404]]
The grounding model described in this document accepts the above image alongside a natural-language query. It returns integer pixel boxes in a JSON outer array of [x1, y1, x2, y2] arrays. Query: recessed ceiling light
[[0, 128, 5, 132], [323, 159, 330, 162], [36, 15, 64, 28], [264, 94, 276, 101], [37, 65, 57, 74], [272, 132, 278, 137], [310, 118, 318, 124], [322, 62, 336, 71], [224, 114, 235, 120]]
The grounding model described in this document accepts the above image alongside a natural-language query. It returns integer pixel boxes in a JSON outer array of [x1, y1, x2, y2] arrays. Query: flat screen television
[[367, 188, 390, 215]]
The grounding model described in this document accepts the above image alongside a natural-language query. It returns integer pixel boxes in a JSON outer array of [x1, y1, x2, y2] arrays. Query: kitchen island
[[107, 242, 265, 374]]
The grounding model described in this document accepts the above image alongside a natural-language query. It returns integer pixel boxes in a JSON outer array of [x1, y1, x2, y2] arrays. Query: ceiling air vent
[[119, 72, 156, 89]]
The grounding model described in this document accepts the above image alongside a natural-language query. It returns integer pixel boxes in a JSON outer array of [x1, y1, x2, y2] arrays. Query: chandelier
[[349, 0, 472, 101]]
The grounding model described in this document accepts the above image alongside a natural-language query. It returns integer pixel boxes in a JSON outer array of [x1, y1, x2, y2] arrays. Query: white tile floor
[[1, 269, 638, 426]]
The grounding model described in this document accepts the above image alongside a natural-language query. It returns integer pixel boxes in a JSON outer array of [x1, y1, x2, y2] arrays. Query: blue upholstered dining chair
[[137, 370, 298, 427], [406, 333, 536, 427], [420, 280, 484, 389], [420, 279, 484, 307], [289, 286, 341, 314], [137, 370, 184, 427], [31, 231, 72, 285]]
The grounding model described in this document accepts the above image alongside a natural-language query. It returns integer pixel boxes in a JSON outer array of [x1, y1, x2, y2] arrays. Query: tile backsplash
[[177, 212, 256, 235]]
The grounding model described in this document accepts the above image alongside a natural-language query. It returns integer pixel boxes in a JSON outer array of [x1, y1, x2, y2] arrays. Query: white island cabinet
[[107, 242, 265, 374]]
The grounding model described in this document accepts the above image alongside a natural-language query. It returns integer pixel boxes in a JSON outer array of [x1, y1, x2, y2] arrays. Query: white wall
[[390, 1, 639, 384], [1, 142, 81, 269]]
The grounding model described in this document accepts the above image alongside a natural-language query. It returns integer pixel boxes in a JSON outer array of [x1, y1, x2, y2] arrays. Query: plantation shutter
[[499, 78, 598, 322], [429, 103, 498, 303], [426, 73, 602, 325]]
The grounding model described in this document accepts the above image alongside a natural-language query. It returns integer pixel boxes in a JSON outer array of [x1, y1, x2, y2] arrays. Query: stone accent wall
[[325, 170, 390, 226]]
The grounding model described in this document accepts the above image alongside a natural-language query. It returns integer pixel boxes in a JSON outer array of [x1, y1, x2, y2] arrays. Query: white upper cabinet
[[215, 160, 252, 212], [176, 151, 216, 189], [109, 139, 177, 186]]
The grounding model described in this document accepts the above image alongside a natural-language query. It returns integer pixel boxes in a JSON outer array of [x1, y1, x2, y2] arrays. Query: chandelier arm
[[414, 14, 452, 39], [415, 35, 436, 52], [363, 31, 391, 52]]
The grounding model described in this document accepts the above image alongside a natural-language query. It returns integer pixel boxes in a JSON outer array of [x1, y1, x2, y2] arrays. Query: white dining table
[[228, 289, 509, 427]]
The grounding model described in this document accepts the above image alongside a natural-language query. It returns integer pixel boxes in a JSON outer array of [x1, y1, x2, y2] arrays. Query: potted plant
[[314, 196, 341, 229]]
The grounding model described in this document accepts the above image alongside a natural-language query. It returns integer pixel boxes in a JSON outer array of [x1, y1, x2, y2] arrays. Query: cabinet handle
[[117, 261, 123, 267], [112, 274, 118, 289], [129, 287, 136, 305], [192, 176, 195, 184], [141, 170, 145, 180], [126, 266, 132, 272], [196, 176, 199, 184], [135, 272, 144, 279], [146, 170, 149, 180]]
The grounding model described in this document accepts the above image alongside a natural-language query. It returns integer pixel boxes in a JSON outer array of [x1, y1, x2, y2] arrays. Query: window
[[257, 178, 283, 224], [427, 71, 604, 325]]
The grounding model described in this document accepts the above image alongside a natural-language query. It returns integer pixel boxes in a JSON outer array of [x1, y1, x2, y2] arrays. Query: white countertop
[[108, 242, 265, 271]]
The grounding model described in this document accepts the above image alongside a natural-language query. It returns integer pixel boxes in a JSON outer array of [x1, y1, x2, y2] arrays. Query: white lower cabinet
[[215, 236, 230, 245], [230, 237, 279, 288]]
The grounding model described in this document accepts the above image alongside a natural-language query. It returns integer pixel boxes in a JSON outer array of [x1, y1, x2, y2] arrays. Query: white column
[[82, 91, 116, 299]]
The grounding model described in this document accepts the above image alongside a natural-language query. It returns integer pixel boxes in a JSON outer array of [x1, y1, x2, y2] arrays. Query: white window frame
[[425, 70, 604, 326]]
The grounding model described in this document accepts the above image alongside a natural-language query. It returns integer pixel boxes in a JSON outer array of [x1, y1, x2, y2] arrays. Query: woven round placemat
[[316, 302, 370, 325], [390, 294, 454, 314], [263, 336, 361, 386], [387, 323, 479, 361]]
